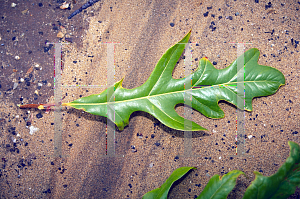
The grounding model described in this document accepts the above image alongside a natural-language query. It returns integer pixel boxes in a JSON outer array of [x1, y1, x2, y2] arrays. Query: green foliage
[[142, 167, 197, 199], [243, 141, 300, 199], [65, 31, 285, 131], [143, 141, 300, 199], [197, 170, 246, 199]]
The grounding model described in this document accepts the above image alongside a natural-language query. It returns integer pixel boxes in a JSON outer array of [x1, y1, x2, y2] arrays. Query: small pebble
[[235, 12, 239, 16], [29, 126, 39, 135], [15, 55, 20, 60], [57, 32, 64, 38], [36, 113, 43, 119], [60, 2, 69, 9], [20, 78, 24, 82], [13, 82, 18, 89], [11, 3, 17, 7], [65, 37, 73, 43]]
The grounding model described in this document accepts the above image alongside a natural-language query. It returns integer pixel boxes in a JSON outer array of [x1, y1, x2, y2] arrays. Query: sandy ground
[[0, 0, 299, 198]]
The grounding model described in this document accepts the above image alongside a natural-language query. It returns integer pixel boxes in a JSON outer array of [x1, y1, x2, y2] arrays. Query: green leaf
[[243, 141, 300, 199], [64, 31, 285, 131], [142, 167, 196, 199], [197, 170, 245, 199]]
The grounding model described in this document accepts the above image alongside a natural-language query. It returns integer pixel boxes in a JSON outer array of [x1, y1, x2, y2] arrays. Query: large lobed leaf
[[64, 31, 285, 131]]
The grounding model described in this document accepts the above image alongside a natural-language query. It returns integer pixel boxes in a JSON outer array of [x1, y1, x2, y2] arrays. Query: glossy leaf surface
[[64, 31, 285, 131], [243, 141, 300, 199], [197, 170, 245, 199]]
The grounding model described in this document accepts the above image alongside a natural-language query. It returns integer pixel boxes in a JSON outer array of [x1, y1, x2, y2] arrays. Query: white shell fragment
[[13, 82, 18, 90], [29, 126, 39, 135], [60, 2, 69, 9]]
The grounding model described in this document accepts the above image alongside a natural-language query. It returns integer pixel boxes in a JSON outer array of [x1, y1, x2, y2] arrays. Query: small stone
[[170, 23, 175, 27], [57, 32, 64, 38], [29, 126, 39, 135], [36, 113, 43, 119], [60, 2, 69, 9], [38, 83, 43, 87], [21, 9, 28, 15], [235, 12, 239, 16], [11, 3, 17, 7], [13, 82, 18, 90], [15, 55, 20, 60], [20, 78, 24, 82]]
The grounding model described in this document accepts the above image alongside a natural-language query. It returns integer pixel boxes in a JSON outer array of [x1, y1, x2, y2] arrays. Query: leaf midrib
[[69, 80, 279, 106], [148, 45, 179, 96]]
